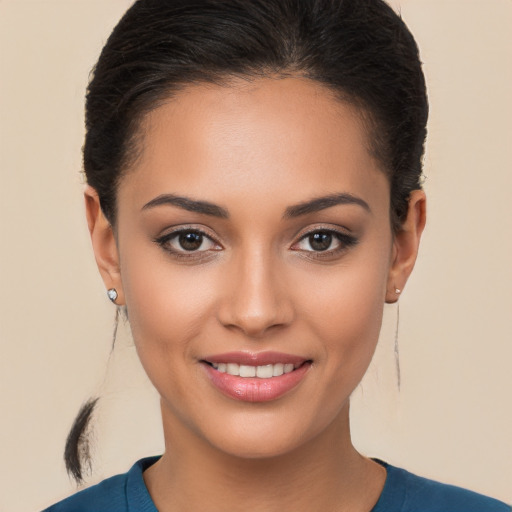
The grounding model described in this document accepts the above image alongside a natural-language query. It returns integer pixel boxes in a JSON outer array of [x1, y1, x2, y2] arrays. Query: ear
[[84, 185, 125, 305], [385, 189, 426, 303]]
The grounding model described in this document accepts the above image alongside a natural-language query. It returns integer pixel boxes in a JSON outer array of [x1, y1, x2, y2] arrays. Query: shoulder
[[42, 456, 160, 512], [399, 468, 511, 512], [42, 473, 128, 512], [374, 462, 511, 512]]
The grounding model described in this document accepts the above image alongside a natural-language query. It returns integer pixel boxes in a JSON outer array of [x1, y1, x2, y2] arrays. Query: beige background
[[0, 0, 511, 510]]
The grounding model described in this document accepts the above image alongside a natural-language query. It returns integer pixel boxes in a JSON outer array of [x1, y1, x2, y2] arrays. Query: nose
[[216, 247, 294, 338]]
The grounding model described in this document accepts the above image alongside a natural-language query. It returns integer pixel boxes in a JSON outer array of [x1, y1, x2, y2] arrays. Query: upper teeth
[[211, 362, 296, 378]]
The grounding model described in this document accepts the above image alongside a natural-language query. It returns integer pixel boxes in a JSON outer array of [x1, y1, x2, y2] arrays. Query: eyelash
[[154, 226, 358, 261], [291, 227, 358, 260], [154, 227, 222, 261]]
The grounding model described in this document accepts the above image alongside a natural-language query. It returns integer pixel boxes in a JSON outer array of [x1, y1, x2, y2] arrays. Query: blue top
[[43, 456, 510, 512]]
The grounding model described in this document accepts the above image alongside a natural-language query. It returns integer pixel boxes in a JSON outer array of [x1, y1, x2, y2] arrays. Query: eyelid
[[154, 225, 223, 254], [156, 223, 220, 240], [290, 224, 358, 256], [292, 224, 354, 243]]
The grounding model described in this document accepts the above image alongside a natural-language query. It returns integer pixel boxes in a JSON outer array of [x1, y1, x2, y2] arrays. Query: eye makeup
[[153, 222, 359, 264]]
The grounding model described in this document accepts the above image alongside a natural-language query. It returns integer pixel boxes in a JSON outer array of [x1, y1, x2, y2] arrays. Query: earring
[[107, 288, 118, 303], [394, 301, 401, 391], [395, 288, 401, 295]]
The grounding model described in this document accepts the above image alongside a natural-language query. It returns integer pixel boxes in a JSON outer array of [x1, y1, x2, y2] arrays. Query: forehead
[[119, 77, 388, 214]]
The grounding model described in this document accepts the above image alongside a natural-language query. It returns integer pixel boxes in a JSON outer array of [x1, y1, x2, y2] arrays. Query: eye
[[155, 228, 221, 255], [299, 231, 337, 252], [175, 231, 208, 251], [292, 228, 358, 256]]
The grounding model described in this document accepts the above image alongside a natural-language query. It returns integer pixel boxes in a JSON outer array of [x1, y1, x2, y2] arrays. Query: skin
[[85, 77, 426, 512]]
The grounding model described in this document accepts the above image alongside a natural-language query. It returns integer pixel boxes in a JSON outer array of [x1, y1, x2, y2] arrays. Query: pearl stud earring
[[107, 288, 118, 303]]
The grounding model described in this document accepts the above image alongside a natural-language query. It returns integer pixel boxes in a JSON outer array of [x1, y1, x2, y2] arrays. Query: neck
[[144, 401, 386, 512]]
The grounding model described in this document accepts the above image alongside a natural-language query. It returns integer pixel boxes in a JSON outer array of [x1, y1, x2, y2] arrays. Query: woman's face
[[90, 77, 422, 458]]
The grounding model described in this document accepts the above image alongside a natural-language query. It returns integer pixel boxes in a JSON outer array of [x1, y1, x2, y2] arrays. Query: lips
[[201, 351, 311, 402]]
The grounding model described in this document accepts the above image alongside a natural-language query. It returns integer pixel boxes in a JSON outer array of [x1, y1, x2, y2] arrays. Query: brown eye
[[156, 229, 220, 255], [308, 232, 333, 251], [179, 232, 204, 251], [292, 228, 358, 256]]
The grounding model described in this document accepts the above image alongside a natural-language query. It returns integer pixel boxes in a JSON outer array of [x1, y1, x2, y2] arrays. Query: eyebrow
[[141, 192, 370, 219], [283, 193, 371, 218], [142, 194, 229, 218]]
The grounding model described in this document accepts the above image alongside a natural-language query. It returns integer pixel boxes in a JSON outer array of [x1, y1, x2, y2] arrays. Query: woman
[[42, 0, 510, 510]]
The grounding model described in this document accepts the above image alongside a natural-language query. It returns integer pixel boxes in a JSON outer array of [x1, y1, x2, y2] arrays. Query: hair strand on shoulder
[[64, 397, 99, 484]]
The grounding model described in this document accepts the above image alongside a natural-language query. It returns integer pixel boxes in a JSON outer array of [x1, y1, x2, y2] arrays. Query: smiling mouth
[[201, 352, 312, 402], [204, 361, 305, 378]]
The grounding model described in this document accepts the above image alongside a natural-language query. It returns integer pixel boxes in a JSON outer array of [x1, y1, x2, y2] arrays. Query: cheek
[[118, 242, 218, 369], [296, 244, 390, 376]]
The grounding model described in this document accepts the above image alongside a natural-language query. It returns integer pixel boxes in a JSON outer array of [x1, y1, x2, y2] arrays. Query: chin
[[199, 406, 336, 461]]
